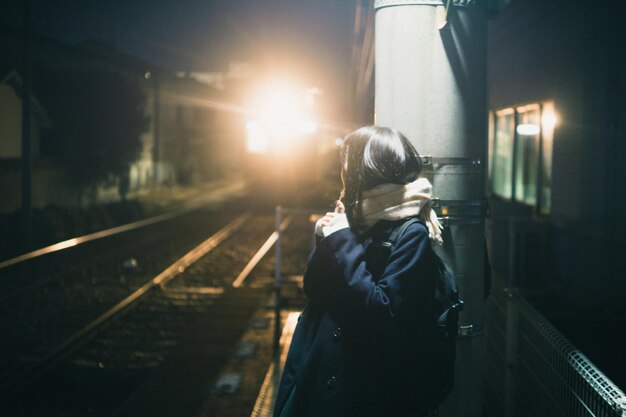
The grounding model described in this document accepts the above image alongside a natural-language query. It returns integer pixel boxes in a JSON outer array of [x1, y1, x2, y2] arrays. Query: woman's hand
[[314, 201, 348, 237]]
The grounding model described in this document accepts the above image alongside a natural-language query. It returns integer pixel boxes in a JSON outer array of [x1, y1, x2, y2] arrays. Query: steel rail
[[231, 216, 292, 288], [0, 212, 251, 401], [0, 207, 199, 271]]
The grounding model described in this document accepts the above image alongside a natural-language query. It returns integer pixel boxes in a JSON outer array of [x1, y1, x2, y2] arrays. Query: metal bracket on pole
[[431, 198, 487, 226], [437, 0, 453, 29], [438, 216, 484, 227], [372, 1, 453, 31], [421, 155, 482, 166], [431, 198, 486, 209], [458, 323, 483, 338], [374, 0, 443, 10]]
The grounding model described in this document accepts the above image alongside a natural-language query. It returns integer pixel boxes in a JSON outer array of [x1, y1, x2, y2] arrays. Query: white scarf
[[360, 178, 444, 245]]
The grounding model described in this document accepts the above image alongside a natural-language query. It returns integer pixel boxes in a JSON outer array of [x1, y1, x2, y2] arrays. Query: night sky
[[1, 0, 357, 94]]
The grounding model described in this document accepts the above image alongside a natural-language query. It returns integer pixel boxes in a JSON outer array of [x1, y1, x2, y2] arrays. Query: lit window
[[539, 102, 556, 213], [492, 108, 515, 199], [489, 101, 556, 213], [515, 104, 540, 206]]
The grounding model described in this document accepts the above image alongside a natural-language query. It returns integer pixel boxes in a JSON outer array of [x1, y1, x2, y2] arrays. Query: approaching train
[[240, 80, 348, 207]]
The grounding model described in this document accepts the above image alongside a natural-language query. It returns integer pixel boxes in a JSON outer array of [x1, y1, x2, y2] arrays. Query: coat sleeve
[[302, 222, 433, 332]]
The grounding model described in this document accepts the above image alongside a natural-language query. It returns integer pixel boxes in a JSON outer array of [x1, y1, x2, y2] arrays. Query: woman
[[274, 126, 446, 417]]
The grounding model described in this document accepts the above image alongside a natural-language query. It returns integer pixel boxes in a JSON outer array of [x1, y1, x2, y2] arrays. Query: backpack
[[374, 217, 463, 411]]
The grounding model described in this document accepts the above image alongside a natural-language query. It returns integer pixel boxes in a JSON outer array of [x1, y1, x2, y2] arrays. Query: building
[[0, 69, 71, 212], [487, 0, 625, 312], [0, 24, 245, 213], [485, 0, 626, 395]]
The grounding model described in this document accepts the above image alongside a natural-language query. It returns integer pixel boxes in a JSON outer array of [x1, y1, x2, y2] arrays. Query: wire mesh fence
[[484, 281, 626, 417]]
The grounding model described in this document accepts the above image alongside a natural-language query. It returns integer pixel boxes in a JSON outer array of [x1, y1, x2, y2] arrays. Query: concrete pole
[[374, 1, 487, 416]]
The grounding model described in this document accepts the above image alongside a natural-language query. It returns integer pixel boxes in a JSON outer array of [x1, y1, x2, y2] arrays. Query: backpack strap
[[385, 217, 464, 325], [386, 217, 423, 249]]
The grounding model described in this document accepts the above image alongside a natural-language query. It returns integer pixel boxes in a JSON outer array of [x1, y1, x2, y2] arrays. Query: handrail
[[484, 279, 626, 416], [514, 291, 626, 415]]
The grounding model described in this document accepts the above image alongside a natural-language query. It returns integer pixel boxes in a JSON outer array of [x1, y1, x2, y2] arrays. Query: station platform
[[110, 284, 303, 417], [248, 312, 299, 417]]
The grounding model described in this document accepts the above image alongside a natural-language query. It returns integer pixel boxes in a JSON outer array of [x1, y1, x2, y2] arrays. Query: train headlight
[[245, 78, 318, 154]]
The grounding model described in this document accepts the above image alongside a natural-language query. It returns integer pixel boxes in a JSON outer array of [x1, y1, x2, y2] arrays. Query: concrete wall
[[0, 160, 77, 212]]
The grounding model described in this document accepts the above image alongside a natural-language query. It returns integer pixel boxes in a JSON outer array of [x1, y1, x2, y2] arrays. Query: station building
[[486, 0, 625, 313]]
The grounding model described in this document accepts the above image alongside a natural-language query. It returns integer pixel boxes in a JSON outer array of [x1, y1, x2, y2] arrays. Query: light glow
[[517, 123, 540, 136], [301, 121, 318, 134], [542, 107, 558, 131], [245, 78, 318, 154], [245, 120, 270, 154]]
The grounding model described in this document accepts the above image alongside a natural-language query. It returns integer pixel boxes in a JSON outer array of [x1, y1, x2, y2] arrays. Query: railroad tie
[[113, 286, 268, 417]]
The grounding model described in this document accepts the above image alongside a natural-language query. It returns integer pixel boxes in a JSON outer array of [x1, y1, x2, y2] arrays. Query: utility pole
[[21, 0, 33, 248], [374, 1, 487, 416]]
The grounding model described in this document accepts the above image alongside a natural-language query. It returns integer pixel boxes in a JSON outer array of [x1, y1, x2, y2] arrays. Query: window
[[515, 104, 540, 206], [489, 101, 556, 213], [493, 109, 515, 198]]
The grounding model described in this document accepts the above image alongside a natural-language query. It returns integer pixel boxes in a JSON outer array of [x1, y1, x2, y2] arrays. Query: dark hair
[[340, 126, 423, 228]]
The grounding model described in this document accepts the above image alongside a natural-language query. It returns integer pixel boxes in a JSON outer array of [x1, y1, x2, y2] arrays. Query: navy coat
[[274, 219, 440, 417]]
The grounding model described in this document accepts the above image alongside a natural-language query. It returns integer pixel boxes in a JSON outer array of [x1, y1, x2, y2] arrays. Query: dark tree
[[35, 67, 149, 200]]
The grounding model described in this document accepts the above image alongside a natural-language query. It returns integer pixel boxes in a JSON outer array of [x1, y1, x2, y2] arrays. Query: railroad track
[[0, 205, 246, 381], [0, 210, 311, 417], [0, 203, 244, 301]]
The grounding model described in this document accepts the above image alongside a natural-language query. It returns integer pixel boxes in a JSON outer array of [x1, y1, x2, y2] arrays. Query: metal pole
[[20, 0, 33, 248], [503, 288, 519, 417], [152, 71, 160, 185], [374, 1, 488, 416], [273, 205, 283, 356], [508, 218, 517, 287]]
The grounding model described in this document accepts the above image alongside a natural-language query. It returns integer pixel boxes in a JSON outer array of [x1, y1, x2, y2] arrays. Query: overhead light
[[517, 124, 540, 136], [542, 107, 558, 131]]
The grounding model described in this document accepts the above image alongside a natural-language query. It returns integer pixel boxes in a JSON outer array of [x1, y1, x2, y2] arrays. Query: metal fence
[[484, 281, 626, 417]]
